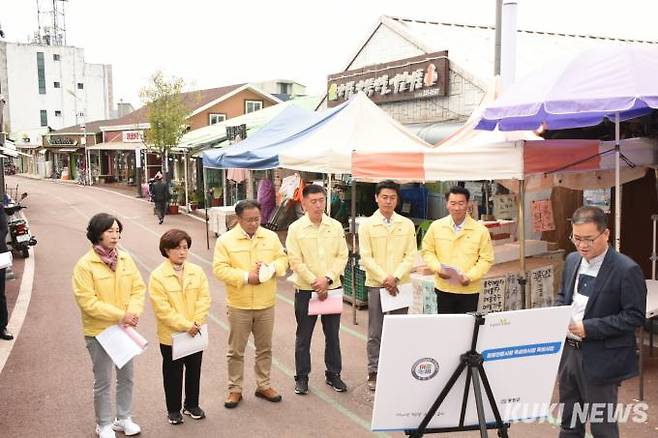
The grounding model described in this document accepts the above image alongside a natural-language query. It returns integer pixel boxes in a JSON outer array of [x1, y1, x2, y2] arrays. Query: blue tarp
[[202, 100, 348, 170]]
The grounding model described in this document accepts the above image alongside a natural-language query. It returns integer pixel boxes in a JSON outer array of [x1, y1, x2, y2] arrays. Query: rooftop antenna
[[35, 0, 68, 45]]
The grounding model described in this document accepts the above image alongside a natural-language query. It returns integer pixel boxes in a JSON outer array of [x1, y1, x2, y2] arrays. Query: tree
[[139, 71, 188, 174]]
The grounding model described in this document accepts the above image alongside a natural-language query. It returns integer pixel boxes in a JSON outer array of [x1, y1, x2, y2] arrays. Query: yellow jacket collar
[[372, 209, 403, 224], [300, 213, 331, 228]]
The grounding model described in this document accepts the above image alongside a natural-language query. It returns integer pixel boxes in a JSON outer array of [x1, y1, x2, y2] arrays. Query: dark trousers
[[294, 290, 342, 380], [155, 201, 167, 221], [159, 344, 203, 413], [0, 269, 7, 330], [435, 289, 479, 314], [558, 343, 620, 438]]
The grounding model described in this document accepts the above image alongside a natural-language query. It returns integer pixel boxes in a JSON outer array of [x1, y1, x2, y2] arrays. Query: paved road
[[0, 176, 655, 437]]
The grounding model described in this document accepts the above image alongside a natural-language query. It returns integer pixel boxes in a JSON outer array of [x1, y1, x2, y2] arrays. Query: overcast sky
[[2, 0, 658, 108]]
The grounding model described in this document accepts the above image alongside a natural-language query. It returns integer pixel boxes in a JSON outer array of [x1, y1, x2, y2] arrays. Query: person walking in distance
[[151, 172, 169, 225]]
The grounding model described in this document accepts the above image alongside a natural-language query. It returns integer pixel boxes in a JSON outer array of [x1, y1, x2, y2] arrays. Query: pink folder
[[308, 289, 344, 315]]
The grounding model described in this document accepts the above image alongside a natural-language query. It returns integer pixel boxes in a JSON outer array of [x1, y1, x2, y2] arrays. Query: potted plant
[[167, 182, 182, 215], [189, 191, 201, 211]]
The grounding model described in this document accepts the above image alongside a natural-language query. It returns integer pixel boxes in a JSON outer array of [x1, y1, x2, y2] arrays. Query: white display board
[[371, 306, 571, 432]]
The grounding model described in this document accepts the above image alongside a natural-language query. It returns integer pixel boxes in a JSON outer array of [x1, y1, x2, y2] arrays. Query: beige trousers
[[227, 305, 275, 392]]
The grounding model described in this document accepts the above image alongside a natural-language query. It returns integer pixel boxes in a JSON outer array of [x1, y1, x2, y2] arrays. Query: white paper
[[440, 263, 464, 285], [172, 324, 209, 360], [96, 325, 148, 369], [258, 263, 276, 283], [0, 251, 12, 269], [310, 288, 344, 301], [379, 283, 413, 313]]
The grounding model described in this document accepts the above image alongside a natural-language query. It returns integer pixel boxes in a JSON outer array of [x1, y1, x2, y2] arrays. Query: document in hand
[[308, 289, 343, 315], [96, 325, 148, 369], [441, 264, 464, 285], [258, 262, 276, 283], [172, 324, 209, 360], [379, 283, 413, 313]]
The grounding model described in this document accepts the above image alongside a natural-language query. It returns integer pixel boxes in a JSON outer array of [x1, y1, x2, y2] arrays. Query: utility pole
[[494, 0, 503, 75]]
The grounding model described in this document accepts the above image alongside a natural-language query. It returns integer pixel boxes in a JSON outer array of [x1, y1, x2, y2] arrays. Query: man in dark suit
[[556, 206, 646, 438], [150, 172, 169, 225]]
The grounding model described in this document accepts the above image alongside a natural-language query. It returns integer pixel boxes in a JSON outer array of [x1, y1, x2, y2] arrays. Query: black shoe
[[0, 329, 13, 341], [326, 374, 347, 392], [367, 372, 377, 392], [294, 377, 309, 395], [168, 411, 184, 425], [158, 218, 163, 224], [183, 406, 206, 420]]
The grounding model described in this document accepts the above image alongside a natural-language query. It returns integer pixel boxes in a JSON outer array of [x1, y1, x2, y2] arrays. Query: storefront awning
[[86, 142, 139, 151]]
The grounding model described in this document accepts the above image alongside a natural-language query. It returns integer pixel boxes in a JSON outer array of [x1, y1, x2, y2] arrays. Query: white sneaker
[[96, 424, 116, 438], [112, 417, 141, 436]]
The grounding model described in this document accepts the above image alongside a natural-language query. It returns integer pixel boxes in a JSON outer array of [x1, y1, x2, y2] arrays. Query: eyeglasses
[[570, 230, 606, 248]]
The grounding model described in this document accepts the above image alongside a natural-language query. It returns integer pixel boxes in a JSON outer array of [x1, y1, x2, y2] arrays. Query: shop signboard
[[122, 130, 144, 143], [47, 136, 77, 146], [327, 51, 449, 107]]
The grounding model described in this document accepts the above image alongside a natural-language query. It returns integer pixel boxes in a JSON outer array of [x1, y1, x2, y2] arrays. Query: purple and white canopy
[[477, 46, 658, 131]]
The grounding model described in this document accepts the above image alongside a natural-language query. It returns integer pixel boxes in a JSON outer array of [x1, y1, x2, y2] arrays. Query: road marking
[[126, 247, 383, 436], [0, 247, 36, 375]]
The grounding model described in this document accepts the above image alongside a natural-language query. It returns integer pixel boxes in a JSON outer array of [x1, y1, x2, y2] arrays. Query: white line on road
[[0, 248, 36, 375]]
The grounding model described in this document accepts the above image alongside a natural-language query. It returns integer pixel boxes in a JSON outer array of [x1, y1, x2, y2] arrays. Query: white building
[[0, 41, 113, 148]]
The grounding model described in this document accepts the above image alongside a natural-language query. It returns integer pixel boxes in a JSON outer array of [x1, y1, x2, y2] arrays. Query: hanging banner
[[531, 199, 555, 232], [135, 148, 142, 168]]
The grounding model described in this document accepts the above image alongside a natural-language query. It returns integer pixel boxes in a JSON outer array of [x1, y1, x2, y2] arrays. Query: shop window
[[245, 100, 263, 114], [209, 113, 226, 125]]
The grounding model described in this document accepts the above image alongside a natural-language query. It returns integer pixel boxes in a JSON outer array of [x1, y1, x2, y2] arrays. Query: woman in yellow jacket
[[72, 213, 146, 438], [149, 229, 211, 426]]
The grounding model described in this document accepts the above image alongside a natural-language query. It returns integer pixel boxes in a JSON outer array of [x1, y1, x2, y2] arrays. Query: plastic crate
[[342, 262, 368, 305]]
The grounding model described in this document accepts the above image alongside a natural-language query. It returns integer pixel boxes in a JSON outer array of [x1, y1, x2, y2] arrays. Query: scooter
[[4, 193, 37, 258]]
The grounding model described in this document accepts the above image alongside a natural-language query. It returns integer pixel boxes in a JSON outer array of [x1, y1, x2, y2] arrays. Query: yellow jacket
[[72, 248, 146, 337], [149, 260, 212, 345], [358, 210, 417, 287], [421, 215, 494, 294], [286, 213, 348, 291], [213, 224, 288, 310]]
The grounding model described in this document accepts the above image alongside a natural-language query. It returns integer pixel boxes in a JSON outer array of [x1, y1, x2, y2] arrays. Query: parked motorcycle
[[4, 193, 37, 258]]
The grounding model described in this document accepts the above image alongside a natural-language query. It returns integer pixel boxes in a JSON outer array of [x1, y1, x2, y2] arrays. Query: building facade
[[0, 41, 113, 150]]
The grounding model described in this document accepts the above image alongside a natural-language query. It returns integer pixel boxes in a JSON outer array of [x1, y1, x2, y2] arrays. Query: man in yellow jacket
[[359, 180, 417, 391], [286, 184, 349, 396], [213, 200, 288, 409], [421, 186, 494, 314], [72, 213, 145, 438]]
